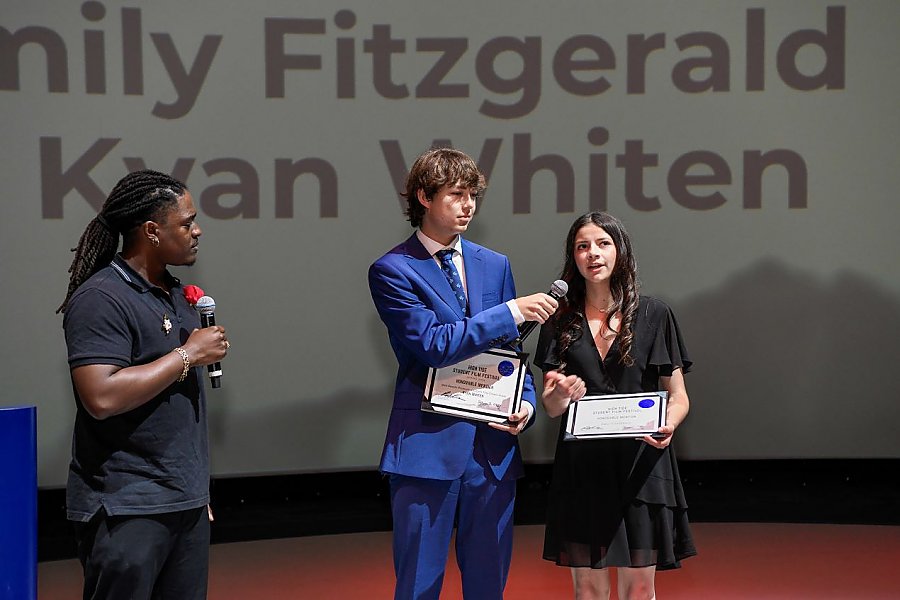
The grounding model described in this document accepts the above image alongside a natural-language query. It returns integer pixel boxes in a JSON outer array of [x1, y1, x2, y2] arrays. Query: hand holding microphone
[[514, 279, 568, 344], [188, 295, 228, 388]]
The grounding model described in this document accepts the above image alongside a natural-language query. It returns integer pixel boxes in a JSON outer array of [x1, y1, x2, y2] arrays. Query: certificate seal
[[638, 398, 656, 408], [497, 360, 515, 377]]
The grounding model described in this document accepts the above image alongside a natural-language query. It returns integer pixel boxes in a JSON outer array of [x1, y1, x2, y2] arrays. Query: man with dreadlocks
[[58, 169, 229, 599]]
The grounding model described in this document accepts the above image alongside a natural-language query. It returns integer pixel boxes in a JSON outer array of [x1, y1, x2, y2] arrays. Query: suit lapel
[[461, 239, 484, 316], [403, 234, 466, 319]]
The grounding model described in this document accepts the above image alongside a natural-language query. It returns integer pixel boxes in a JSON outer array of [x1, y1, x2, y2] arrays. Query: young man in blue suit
[[369, 147, 558, 599]]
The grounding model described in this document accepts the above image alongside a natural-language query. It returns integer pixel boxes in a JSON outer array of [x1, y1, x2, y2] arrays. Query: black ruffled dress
[[534, 296, 697, 570]]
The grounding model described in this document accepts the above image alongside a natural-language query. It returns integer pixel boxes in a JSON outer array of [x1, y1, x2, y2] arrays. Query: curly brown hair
[[402, 147, 487, 227]]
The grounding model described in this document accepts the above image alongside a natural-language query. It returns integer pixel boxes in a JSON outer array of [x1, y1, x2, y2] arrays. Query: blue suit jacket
[[369, 234, 536, 482]]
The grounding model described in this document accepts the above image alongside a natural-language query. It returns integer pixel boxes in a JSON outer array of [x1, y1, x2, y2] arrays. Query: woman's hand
[[541, 370, 587, 418], [642, 424, 675, 449], [642, 368, 690, 449]]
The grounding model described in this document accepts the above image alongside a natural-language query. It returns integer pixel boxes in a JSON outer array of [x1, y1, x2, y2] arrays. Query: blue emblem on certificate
[[422, 349, 527, 424], [564, 391, 668, 440]]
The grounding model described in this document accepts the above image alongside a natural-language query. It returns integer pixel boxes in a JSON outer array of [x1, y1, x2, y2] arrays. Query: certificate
[[564, 391, 668, 440], [421, 349, 527, 424]]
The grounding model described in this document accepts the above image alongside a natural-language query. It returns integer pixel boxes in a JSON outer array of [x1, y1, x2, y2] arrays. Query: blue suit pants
[[389, 446, 516, 600]]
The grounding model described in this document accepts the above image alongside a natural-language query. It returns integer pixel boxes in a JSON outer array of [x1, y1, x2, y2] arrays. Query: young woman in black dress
[[535, 212, 696, 599]]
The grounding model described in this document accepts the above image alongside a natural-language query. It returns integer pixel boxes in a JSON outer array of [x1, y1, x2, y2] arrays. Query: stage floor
[[38, 522, 900, 599]]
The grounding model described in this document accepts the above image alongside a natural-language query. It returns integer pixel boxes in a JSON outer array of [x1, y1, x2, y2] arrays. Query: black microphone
[[515, 279, 568, 344], [195, 295, 222, 388]]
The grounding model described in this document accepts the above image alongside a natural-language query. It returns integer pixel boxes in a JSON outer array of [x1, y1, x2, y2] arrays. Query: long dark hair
[[57, 170, 187, 313], [553, 212, 640, 366]]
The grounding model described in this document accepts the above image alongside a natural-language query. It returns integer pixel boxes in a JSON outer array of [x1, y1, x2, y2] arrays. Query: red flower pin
[[183, 285, 205, 306]]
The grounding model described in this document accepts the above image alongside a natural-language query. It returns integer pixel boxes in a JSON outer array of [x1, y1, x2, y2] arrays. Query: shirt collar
[[416, 230, 463, 259], [110, 254, 180, 294]]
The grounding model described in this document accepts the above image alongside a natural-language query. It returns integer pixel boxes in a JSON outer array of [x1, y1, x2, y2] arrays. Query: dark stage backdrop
[[1, 1, 898, 487]]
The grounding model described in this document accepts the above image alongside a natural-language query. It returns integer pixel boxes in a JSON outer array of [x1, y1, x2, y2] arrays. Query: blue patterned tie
[[436, 249, 467, 313]]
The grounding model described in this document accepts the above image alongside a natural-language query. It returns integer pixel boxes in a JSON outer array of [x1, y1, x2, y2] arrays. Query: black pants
[[74, 506, 210, 600]]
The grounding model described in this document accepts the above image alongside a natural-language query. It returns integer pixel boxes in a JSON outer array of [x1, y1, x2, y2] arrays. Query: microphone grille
[[550, 280, 568, 298], [195, 295, 216, 314]]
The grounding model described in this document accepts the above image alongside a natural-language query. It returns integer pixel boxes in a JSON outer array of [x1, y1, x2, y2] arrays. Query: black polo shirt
[[63, 255, 209, 521]]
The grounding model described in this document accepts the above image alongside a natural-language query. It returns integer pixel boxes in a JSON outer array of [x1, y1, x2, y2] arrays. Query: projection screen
[[1, 1, 898, 487]]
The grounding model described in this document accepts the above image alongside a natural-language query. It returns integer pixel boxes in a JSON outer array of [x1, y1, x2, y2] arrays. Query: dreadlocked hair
[[553, 211, 640, 367], [57, 169, 187, 313]]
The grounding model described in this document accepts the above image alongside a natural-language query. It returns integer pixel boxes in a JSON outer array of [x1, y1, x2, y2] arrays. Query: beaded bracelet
[[173, 347, 190, 382]]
